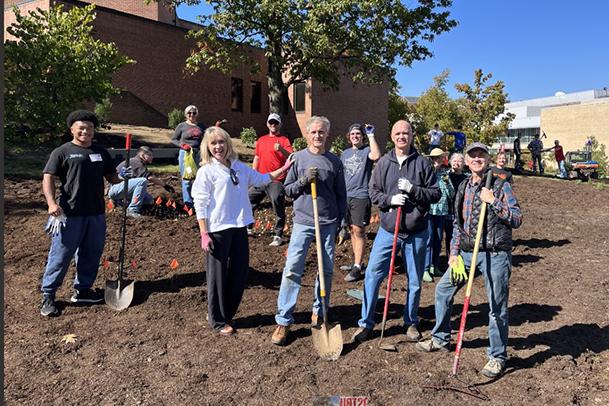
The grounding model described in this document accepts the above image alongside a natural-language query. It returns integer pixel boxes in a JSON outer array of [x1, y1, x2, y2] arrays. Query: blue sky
[[177, 1, 609, 102]]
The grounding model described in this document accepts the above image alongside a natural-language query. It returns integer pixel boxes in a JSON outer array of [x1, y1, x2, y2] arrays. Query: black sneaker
[[344, 265, 363, 282], [70, 288, 104, 304], [40, 295, 59, 317]]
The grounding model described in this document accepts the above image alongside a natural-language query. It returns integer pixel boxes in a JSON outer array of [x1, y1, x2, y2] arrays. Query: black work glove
[[164, 184, 175, 194], [299, 167, 318, 185]]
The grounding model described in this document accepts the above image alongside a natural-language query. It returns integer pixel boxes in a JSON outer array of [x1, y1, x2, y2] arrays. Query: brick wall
[[541, 100, 609, 154], [4, 0, 50, 41], [80, 0, 175, 24], [311, 75, 390, 151], [5, 0, 389, 147]]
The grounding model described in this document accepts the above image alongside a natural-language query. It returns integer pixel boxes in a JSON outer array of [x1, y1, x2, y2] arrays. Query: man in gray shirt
[[271, 116, 347, 346]]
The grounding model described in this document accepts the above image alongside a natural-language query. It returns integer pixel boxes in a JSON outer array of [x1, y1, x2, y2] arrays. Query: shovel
[[378, 206, 402, 352], [310, 177, 343, 361], [105, 133, 135, 311]]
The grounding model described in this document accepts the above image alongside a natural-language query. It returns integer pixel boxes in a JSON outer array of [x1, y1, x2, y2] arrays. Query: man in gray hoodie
[[352, 120, 441, 343], [271, 116, 347, 346]]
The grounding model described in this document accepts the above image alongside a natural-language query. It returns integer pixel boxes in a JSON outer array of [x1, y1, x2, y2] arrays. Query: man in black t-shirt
[[40, 110, 123, 317], [107, 146, 175, 217]]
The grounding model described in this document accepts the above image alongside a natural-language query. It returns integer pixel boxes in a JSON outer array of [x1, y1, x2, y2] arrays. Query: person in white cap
[[247, 113, 293, 246]]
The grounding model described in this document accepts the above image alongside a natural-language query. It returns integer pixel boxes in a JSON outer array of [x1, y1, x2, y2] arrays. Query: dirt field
[[4, 174, 609, 405]]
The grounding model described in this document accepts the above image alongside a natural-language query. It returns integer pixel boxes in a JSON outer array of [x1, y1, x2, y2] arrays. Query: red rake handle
[[452, 295, 471, 375], [382, 206, 402, 322]]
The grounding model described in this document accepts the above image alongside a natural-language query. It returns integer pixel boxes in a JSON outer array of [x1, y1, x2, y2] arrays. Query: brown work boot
[[271, 325, 290, 346], [311, 313, 323, 327], [405, 324, 422, 342]]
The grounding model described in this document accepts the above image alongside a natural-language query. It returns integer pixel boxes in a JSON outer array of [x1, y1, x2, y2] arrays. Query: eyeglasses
[[187, 111, 198, 115], [229, 168, 239, 185], [268, 120, 279, 125]]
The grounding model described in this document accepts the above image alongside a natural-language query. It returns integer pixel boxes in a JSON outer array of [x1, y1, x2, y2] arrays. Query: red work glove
[[200, 231, 213, 252], [181, 144, 192, 151]]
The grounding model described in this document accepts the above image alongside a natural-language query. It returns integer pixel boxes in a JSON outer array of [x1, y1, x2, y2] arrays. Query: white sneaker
[[480, 359, 505, 378], [269, 236, 283, 247]]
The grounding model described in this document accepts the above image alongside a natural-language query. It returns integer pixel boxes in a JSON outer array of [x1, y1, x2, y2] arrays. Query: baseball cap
[[267, 113, 281, 124], [465, 142, 490, 154], [348, 123, 363, 133]]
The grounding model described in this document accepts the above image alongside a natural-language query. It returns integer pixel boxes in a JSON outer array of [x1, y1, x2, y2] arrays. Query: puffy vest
[[454, 177, 512, 252]]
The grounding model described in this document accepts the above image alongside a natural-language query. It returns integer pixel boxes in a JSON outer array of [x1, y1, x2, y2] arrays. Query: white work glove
[[390, 194, 407, 206], [398, 177, 413, 193], [365, 124, 375, 138], [45, 214, 67, 237]]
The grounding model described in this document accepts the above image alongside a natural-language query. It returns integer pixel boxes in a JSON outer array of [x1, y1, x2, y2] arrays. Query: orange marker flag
[[155, 196, 163, 205], [172, 201, 177, 209], [266, 221, 273, 231], [133, 195, 139, 204], [188, 208, 194, 216], [102, 258, 110, 270], [107, 200, 114, 210], [130, 260, 137, 270], [166, 199, 173, 207], [170, 258, 179, 269]]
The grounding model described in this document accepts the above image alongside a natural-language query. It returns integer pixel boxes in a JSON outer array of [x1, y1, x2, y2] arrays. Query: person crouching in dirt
[[107, 146, 175, 218], [351, 120, 441, 344], [271, 116, 347, 346], [339, 123, 381, 283], [40, 110, 125, 317], [192, 127, 292, 336], [416, 142, 522, 379]]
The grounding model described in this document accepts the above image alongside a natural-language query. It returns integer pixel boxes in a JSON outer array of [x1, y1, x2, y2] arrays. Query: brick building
[[4, 0, 389, 145]]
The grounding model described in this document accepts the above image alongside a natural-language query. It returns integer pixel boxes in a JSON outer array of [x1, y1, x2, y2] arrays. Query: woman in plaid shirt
[[423, 148, 455, 283]]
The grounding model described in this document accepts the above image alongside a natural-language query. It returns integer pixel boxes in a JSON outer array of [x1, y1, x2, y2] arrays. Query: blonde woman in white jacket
[[192, 126, 291, 336]]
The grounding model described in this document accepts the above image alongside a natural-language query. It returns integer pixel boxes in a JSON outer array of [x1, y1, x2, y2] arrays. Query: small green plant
[[590, 136, 609, 178], [592, 181, 606, 190], [168, 108, 185, 129], [94, 97, 112, 126], [240, 127, 257, 148], [330, 136, 348, 154], [292, 137, 307, 151]]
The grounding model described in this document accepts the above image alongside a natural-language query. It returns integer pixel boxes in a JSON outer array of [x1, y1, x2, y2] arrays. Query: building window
[[293, 82, 306, 112], [231, 78, 243, 112], [250, 81, 262, 113]]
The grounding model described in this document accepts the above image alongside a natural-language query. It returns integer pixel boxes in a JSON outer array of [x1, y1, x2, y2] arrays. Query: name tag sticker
[[90, 154, 102, 162]]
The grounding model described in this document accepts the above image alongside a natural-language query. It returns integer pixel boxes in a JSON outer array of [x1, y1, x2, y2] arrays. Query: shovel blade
[[105, 278, 135, 311], [311, 322, 343, 361]]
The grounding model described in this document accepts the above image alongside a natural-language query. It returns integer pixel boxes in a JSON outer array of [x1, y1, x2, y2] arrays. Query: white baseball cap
[[267, 113, 281, 124]]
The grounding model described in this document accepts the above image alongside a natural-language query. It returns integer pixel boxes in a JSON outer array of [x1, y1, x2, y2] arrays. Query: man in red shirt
[[248, 113, 293, 246], [545, 139, 567, 178]]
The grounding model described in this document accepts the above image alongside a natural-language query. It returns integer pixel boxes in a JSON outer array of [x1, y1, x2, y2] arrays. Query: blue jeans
[[41, 215, 106, 297], [275, 222, 337, 326], [358, 225, 429, 329], [178, 149, 200, 207], [108, 178, 154, 213], [557, 160, 568, 178], [425, 215, 445, 271], [431, 250, 511, 361]]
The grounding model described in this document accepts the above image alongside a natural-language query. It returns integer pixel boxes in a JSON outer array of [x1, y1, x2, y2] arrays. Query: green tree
[[4, 4, 133, 144], [161, 0, 456, 113], [410, 70, 462, 150], [454, 69, 514, 144]]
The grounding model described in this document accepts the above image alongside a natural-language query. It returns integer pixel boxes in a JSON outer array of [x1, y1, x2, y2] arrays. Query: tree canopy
[[161, 0, 456, 113], [4, 4, 133, 144]]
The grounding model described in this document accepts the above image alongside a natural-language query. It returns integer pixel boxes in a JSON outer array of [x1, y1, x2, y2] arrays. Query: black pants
[[206, 227, 249, 331], [532, 154, 544, 174], [248, 182, 286, 236]]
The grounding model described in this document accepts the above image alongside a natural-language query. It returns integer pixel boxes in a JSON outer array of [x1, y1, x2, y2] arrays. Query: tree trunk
[[267, 58, 287, 115]]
